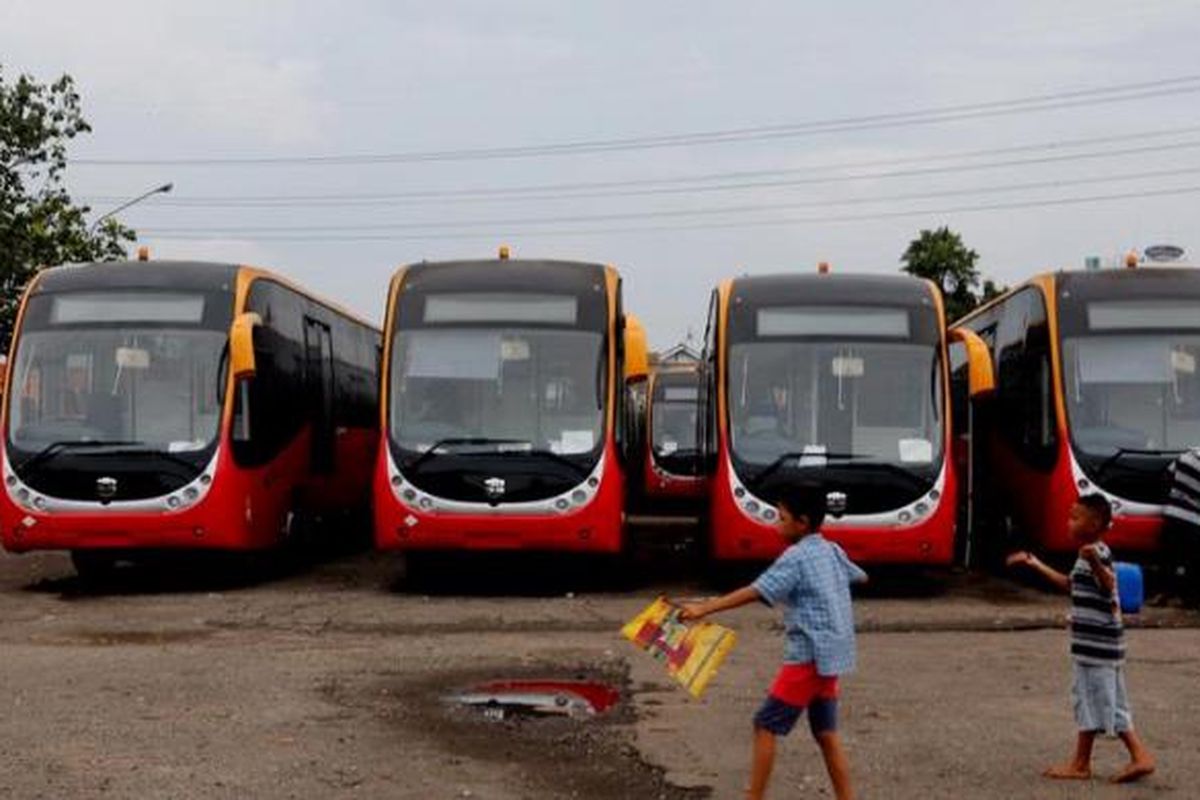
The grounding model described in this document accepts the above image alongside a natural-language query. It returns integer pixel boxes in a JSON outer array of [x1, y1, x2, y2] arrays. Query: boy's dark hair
[[1077, 493, 1113, 530], [772, 482, 826, 530]]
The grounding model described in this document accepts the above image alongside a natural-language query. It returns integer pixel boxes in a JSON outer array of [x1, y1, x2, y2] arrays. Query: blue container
[[1115, 562, 1144, 614]]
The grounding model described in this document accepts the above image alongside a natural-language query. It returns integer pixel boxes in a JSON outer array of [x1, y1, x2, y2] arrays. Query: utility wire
[[83, 136, 1200, 208], [137, 184, 1200, 242], [73, 75, 1200, 167], [134, 164, 1200, 234]]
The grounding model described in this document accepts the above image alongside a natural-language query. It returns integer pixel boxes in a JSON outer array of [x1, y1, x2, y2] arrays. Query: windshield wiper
[[15, 440, 143, 476], [749, 450, 931, 491], [1094, 447, 1185, 478], [87, 446, 207, 477], [15, 440, 205, 480], [402, 437, 533, 474], [493, 447, 591, 479]]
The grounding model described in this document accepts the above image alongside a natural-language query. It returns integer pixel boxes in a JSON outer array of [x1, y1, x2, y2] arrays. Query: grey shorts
[[1072, 661, 1132, 735]]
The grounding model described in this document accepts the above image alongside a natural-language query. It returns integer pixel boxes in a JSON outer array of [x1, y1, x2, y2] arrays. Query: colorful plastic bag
[[621, 596, 737, 698]]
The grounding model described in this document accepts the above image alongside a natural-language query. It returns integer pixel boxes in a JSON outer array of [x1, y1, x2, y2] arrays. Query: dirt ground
[[0, 541, 1197, 800]]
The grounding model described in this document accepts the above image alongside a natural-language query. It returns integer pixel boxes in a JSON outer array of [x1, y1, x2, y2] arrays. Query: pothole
[[446, 679, 621, 721]]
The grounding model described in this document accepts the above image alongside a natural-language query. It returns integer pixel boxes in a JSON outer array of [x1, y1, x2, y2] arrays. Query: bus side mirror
[[230, 312, 262, 380], [949, 328, 995, 398]]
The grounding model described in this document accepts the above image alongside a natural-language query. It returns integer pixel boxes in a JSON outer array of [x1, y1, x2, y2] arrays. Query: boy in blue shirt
[[679, 484, 867, 800]]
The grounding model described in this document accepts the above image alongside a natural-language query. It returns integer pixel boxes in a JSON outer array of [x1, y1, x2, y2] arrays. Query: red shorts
[[769, 663, 839, 707]]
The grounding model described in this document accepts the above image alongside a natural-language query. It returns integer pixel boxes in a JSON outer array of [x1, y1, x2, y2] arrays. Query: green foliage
[[900, 226, 1000, 321], [0, 65, 134, 346]]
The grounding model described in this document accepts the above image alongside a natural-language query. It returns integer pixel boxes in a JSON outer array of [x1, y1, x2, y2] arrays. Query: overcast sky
[[3, 1, 1199, 347]]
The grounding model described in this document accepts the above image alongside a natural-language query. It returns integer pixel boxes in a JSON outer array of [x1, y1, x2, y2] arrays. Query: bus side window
[[949, 341, 969, 438], [995, 288, 1057, 469]]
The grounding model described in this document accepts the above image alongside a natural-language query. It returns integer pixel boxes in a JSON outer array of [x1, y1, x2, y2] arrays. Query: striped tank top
[[1070, 541, 1125, 665]]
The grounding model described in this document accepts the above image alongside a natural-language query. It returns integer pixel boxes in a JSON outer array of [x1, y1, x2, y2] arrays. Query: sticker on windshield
[[168, 440, 207, 453], [898, 438, 933, 464], [555, 430, 595, 454]]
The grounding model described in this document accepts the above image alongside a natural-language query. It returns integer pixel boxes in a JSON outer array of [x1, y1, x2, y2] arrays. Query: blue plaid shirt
[[751, 533, 867, 676]]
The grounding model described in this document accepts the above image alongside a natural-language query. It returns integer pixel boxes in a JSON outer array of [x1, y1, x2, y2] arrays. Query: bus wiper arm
[[1095, 447, 1186, 478], [750, 450, 856, 486], [497, 447, 591, 478], [403, 437, 532, 474], [15, 440, 143, 476], [751, 450, 930, 491]]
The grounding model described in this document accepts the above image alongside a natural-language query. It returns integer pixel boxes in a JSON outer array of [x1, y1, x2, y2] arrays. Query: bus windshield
[[728, 341, 943, 471], [1062, 334, 1200, 455], [653, 383, 698, 458], [390, 328, 605, 457], [8, 328, 227, 454]]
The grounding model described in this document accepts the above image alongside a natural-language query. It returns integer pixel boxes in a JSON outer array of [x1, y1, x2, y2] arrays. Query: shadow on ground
[[22, 531, 374, 599]]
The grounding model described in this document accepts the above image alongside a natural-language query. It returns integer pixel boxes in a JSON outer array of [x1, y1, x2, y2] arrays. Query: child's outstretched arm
[[1006, 551, 1070, 593], [677, 586, 761, 621]]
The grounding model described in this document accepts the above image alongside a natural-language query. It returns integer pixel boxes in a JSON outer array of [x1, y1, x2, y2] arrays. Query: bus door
[[948, 328, 996, 566], [304, 318, 335, 473]]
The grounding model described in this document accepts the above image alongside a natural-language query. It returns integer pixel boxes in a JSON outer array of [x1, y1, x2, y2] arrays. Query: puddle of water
[[447, 679, 621, 721]]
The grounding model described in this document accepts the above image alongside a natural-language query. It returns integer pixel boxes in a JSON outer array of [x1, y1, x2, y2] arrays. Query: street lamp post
[[89, 182, 173, 232]]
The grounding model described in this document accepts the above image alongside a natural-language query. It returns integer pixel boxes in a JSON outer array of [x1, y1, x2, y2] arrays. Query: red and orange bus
[[642, 365, 706, 508], [374, 256, 634, 556], [699, 271, 983, 565], [953, 265, 1200, 558], [0, 259, 380, 576]]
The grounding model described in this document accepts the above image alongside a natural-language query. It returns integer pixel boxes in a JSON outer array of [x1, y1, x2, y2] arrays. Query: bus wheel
[[70, 550, 118, 581]]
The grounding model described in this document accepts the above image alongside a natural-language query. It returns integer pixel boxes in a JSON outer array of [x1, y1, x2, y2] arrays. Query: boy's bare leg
[[1112, 731, 1156, 783], [746, 727, 776, 800], [1043, 732, 1095, 779], [814, 731, 855, 800]]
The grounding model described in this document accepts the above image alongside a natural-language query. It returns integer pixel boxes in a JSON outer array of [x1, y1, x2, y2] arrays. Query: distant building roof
[[656, 343, 700, 364]]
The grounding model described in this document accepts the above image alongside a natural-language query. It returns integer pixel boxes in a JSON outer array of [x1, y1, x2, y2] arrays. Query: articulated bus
[[953, 265, 1200, 558], [643, 365, 705, 508], [0, 260, 381, 576], [699, 271, 984, 565], [375, 256, 634, 555]]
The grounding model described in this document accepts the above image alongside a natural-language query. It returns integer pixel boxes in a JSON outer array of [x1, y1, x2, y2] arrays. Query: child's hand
[[678, 603, 708, 622], [1006, 551, 1035, 569], [1079, 544, 1100, 562]]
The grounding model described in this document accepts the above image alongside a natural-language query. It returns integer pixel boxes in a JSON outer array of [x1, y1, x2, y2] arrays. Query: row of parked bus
[[0, 252, 1193, 577]]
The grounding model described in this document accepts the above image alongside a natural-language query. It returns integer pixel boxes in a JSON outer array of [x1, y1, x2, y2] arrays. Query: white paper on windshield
[[798, 444, 827, 468], [898, 438, 934, 464], [168, 439, 206, 453], [407, 331, 502, 380], [116, 347, 151, 369], [659, 440, 679, 455], [555, 430, 595, 454], [1078, 338, 1171, 384], [1172, 350, 1197, 375]]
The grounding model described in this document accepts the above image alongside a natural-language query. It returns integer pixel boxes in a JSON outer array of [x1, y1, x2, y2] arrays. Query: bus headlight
[[571, 490, 588, 504]]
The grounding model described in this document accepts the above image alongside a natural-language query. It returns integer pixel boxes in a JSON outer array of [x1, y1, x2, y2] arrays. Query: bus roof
[[397, 258, 610, 294], [729, 272, 936, 307], [33, 260, 241, 293], [953, 265, 1200, 327], [30, 260, 379, 332]]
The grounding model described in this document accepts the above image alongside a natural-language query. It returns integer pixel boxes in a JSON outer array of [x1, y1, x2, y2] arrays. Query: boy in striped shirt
[[1007, 494, 1156, 784]]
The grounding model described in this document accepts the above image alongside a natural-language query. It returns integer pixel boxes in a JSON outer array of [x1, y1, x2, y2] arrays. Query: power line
[[73, 75, 1200, 167], [137, 184, 1200, 242], [136, 162, 1200, 234], [83, 135, 1200, 209]]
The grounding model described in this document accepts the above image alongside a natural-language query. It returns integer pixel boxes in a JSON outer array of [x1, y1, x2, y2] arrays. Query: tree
[[900, 226, 986, 321], [1, 66, 133, 347]]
